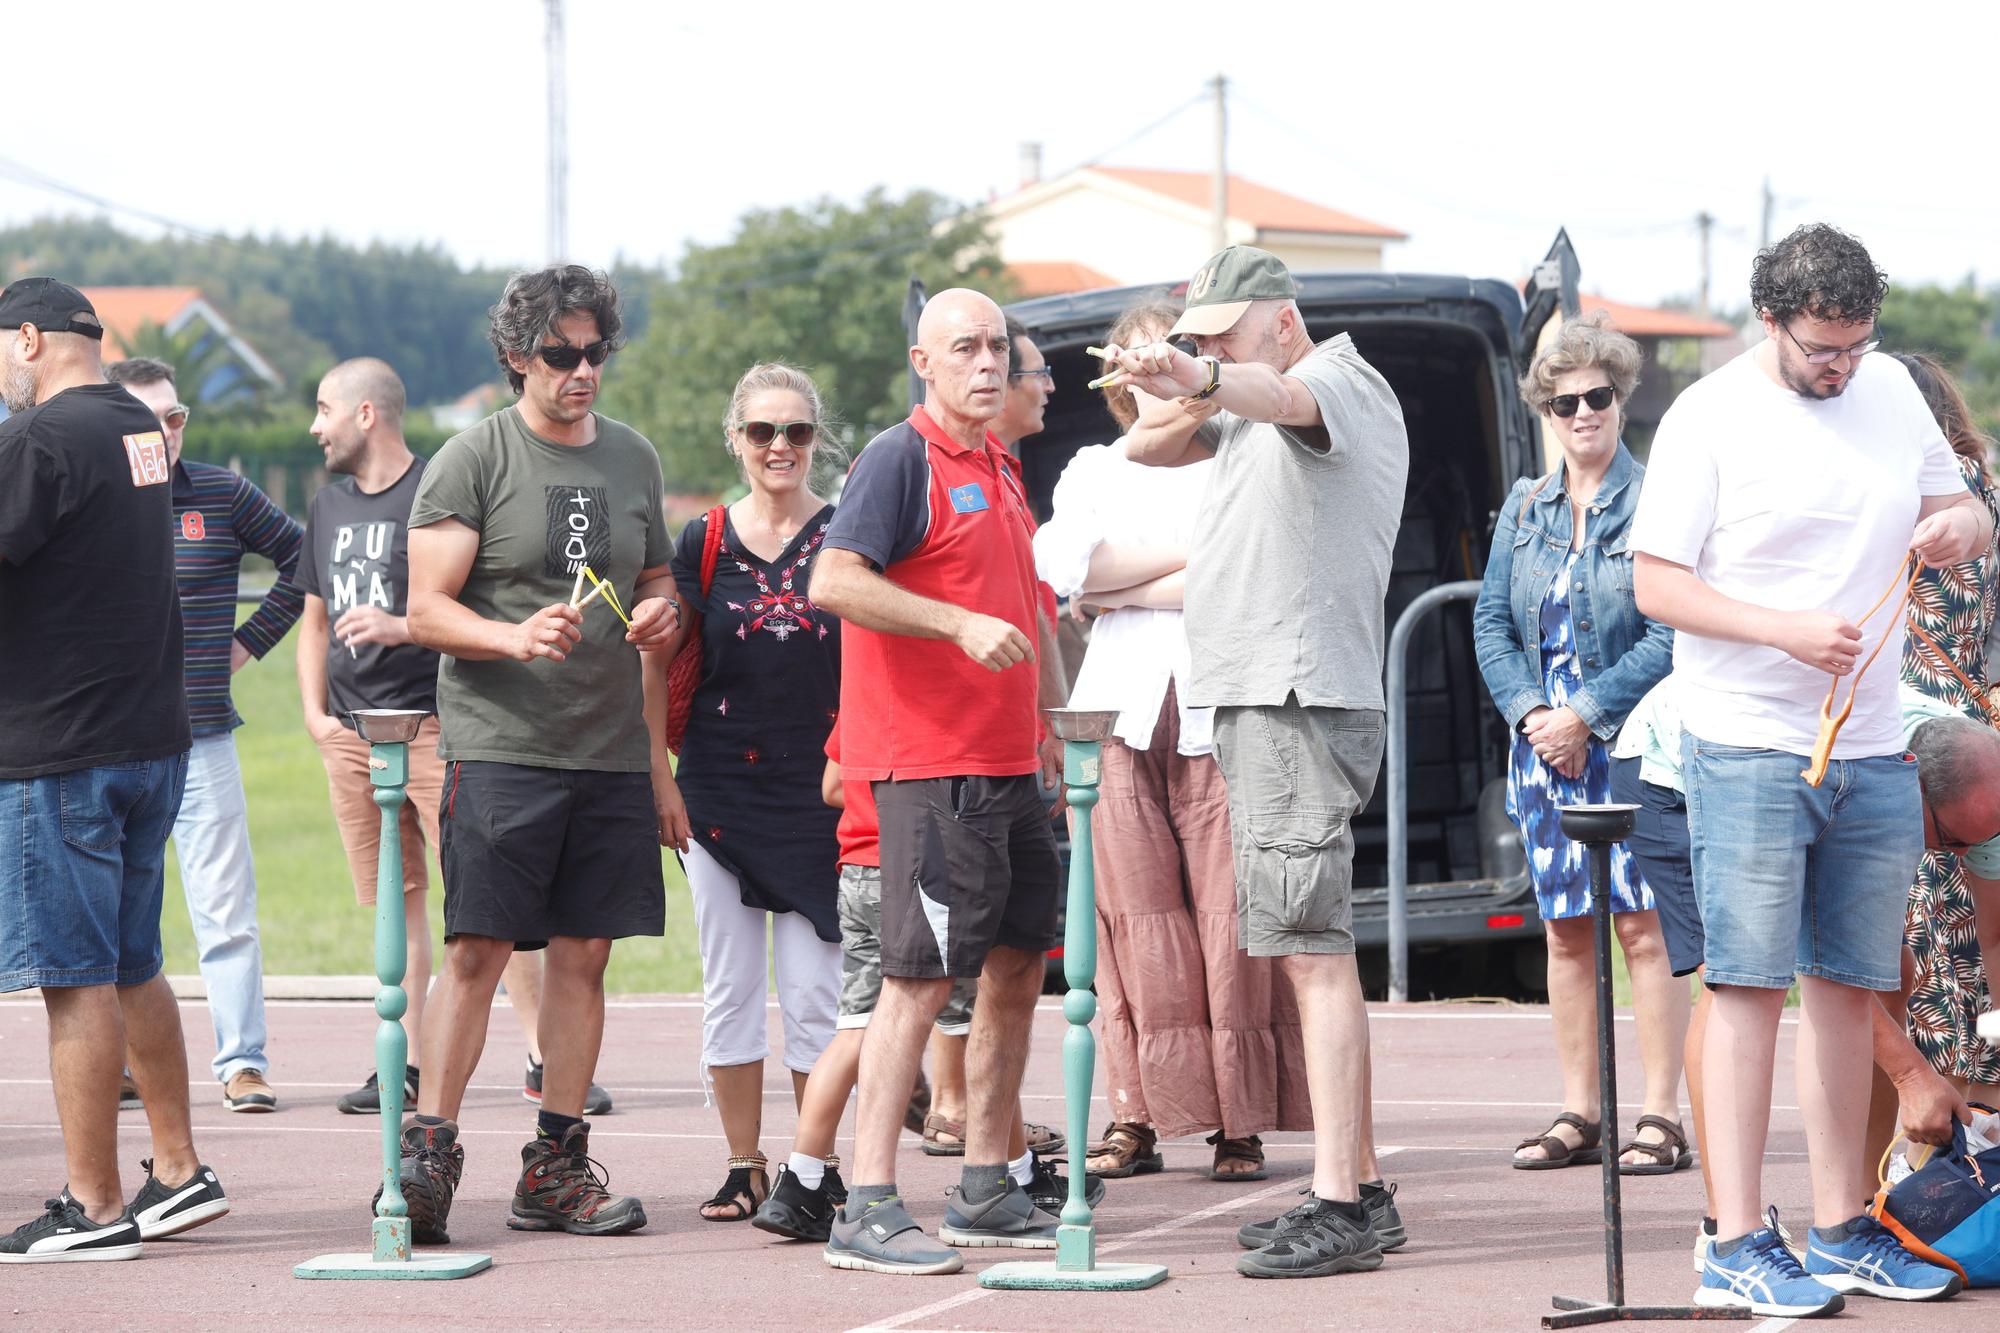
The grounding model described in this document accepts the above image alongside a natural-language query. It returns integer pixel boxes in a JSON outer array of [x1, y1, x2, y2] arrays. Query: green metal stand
[[982, 709, 1169, 1293], [296, 710, 490, 1282]]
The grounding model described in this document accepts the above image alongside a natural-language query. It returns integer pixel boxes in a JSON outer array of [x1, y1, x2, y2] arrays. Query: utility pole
[[1210, 73, 1228, 253], [545, 0, 568, 264], [1758, 176, 1774, 252], [1696, 210, 1715, 317]]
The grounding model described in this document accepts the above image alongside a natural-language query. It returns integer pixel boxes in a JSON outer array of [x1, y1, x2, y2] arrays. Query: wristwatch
[[1193, 355, 1222, 400]]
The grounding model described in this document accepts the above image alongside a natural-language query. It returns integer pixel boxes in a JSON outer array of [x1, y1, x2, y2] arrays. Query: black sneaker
[[0, 1193, 141, 1263], [523, 1055, 613, 1115], [751, 1165, 839, 1243], [373, 1119, 463, 1245], [337, 1066, 419, 1116], [823, 1160, 848, 1209], [130, 1159, 230, 1239], [1236, 1199, 1383, 1278], [509, 1121, 646, 1235], [1362, 1180, 1406, 1251], [1026, 1157, 1104, 1213], [1238, 1189, 1313, 1249]]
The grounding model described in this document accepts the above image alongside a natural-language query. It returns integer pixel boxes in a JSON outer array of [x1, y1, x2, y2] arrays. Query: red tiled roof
[[1581, 294, 1733, 339], [1006, 261, 1119, 298], [1092, 167, 1406, 239], [79, 286, 204, 360]]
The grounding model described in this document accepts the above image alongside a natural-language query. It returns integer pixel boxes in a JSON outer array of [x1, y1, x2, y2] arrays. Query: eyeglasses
[[1926, 800, 1996, 857], [739, 420, 816, 449], [1009, 366, 1054, 386], [162, 403, 190, 429], [1779, 322, 1879, 366], [1546, 385, 1616, 418], [535, 339, 614, 371]]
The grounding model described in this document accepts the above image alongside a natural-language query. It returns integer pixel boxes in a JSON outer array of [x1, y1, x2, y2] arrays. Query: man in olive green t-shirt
[[398, 265, 690, 1245]]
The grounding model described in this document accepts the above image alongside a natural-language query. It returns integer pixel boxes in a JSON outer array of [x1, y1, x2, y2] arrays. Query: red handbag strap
[[699, 504, 727, 597]]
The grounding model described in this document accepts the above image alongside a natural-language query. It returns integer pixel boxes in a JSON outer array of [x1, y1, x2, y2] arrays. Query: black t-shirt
[[0, 383, 190, 778], [296, 458, 440, 727]]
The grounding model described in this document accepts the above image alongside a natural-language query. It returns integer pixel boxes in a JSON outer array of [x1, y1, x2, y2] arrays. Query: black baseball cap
[[0, 277, 104, 339]]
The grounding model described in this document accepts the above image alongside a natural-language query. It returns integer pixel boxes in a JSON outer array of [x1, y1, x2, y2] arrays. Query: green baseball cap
[[1169, 246, 1298, 338]]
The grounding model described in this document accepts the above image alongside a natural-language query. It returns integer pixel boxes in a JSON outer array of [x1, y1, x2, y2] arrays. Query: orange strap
[[1802, 554, 1923, 786], [1906, 620, 2000, 728]]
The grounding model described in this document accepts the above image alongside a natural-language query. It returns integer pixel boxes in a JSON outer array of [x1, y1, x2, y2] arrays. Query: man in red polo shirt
[[810, 287, 1065, 1274]]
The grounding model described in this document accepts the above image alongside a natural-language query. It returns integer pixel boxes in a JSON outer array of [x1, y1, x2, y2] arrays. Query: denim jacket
[[1472, 442, 1674, 739]]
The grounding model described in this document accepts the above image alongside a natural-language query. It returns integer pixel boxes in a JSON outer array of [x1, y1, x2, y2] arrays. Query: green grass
[[159, 613, 700, 992]]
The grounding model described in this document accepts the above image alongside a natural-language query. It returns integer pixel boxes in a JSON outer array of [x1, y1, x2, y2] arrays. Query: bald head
[[910, 288, 1009, 439], [321, 357, 406, 427], [313, 356, 408, 477]]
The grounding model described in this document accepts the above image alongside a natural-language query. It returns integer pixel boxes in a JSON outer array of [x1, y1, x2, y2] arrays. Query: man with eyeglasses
[[399, 265, 680, 1245], [993, 316, 1053, 455], [1632, 223, 1992, 1315], [105, 356, 305, 1117]]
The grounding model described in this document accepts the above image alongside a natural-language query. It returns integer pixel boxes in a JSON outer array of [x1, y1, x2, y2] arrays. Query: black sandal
[[699, 1152, 769, 1221], [1616, 1115, 1692, 1176], [1512, 1112, 1602, 1170]]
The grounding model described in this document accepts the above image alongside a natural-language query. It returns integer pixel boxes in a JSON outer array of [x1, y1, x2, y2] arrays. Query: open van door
[[1518, 229, 1581, 472]]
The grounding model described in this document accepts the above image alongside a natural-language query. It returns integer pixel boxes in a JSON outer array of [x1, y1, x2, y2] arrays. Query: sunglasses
[[1546, 385, 1617, 418], [1780, 322, 1879, 366], [739, 420, 816, 449], [535, 339, 614, 371], [162, 403, 190, 429]]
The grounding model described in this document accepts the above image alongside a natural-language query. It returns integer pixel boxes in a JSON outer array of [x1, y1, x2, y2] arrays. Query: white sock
[[1009, 1151, 1035, 1187], [788, 1152, 825, 1190]]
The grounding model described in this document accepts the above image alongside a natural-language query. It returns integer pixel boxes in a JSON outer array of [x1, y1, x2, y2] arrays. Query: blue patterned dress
[[1506, 548, 1653, 920]]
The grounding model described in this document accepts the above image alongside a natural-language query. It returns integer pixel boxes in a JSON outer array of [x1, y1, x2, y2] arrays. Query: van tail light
[[1485, 914, 1526, 930]]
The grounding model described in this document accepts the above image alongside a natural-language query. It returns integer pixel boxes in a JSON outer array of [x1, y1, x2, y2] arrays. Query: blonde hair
[[722, 362, 848, 490], [1099, 297, 1182, 432], [1519, 310, 1642, 412]]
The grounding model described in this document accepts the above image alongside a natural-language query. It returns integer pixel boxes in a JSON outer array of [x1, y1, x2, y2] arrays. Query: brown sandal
[[698, 1152, 769, 1220], [1206, 1130, 1268, 1182], [921, 1113, 1068, 1158], [1084, 1122, 1163, 1179], [1513, 1112, 1602, 1170], [1617, 1115, 1693, 1176]]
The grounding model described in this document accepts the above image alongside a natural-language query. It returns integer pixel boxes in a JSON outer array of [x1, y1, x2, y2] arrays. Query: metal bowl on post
[[1042, 707, 1119, 743], [349, 709, 429, 744], [1556, 802, 1638, 846]]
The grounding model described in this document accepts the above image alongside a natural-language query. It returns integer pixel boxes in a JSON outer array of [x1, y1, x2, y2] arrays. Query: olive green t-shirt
[[408, 405, 670, 771]]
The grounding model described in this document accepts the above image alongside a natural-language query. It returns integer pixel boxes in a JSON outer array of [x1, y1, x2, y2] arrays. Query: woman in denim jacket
[[1474, 313, 1689, 1176]]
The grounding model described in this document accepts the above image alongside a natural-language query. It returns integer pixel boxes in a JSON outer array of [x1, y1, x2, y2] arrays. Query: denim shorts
[[1680, 731, 1921, 991], [0, 752, 188, 992], [1609, 757, 1703, 978]]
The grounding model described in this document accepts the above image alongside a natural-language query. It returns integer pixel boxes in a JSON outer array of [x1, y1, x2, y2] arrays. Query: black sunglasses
[[740, 420, 816, 448], [1547, 385, 1616, 418], [536, 339, 614, 371]]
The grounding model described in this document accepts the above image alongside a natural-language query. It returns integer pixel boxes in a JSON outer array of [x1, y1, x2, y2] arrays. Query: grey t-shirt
[[1184, 334, 1409, 710], [408, 405, 670, 771]]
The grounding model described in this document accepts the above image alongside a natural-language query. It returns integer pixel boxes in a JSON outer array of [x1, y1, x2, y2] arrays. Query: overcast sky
[[8, 1, 1997, 314]]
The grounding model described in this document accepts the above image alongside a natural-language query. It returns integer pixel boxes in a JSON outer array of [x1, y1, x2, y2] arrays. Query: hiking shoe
[[337, 1066, 419, 1116], [939, 1180, 1059, 1249], [752, 1165, 839, 1243], [823, 1198, 963, 1275], [222, 1069, 277, 1113], [1804, 1215, 1963, 1301], [1693, 1208, 1804, 1275], [1026, 1157, 1104, 1213], [1238, 1190, 1316, 1249], [523, 1055, 613, 1116], [130, 1160, 229, 1239], [375, 1119, 463, 1245], [509, 1121, 646, 1235], [0, 1193, 142, 1263], [119, 1070, 142, 1112], [1237, 1199, 1383, 1278], [1362, 1180, 1406, 1251], [1695, 1223, 1844, 1317]]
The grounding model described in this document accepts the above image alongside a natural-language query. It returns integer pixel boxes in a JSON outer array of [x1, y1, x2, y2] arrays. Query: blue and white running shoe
[[1804, 1215, 1963, 1302], [1695, 1222, 1845, 1317]]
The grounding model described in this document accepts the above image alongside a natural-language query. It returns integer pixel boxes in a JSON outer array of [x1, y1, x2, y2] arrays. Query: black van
[[1000, 234, 1583, 997]]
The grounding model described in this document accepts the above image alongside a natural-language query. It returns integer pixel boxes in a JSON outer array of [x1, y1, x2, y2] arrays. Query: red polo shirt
[[821, 407, 1040, 782]]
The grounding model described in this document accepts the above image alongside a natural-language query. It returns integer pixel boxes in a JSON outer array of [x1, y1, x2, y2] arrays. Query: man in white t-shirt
[[1630, 223, 1992, 1317]]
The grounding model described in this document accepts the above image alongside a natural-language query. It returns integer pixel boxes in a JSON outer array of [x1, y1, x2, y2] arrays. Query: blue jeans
[[0, 752, 188, 992], [1681, 732, 1922, 991], [172, 733, 268, 1082]]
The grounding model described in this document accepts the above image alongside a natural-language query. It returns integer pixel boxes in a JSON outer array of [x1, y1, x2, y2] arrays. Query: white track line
[[1748, 1321, 1797, 1333]]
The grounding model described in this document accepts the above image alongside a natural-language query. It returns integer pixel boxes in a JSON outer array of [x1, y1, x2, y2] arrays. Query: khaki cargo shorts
[[1211, 699, 1384, 957]]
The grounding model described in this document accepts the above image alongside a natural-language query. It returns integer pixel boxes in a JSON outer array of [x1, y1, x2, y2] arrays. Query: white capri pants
[[684, 841, 841, 1075]]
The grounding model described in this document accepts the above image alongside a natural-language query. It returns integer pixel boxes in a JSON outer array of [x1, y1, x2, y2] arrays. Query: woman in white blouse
[[1034, 299, 1308, 1184]]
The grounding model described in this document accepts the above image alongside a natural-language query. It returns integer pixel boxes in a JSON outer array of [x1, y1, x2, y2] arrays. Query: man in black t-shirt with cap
[[0, 279, 230, 1262]]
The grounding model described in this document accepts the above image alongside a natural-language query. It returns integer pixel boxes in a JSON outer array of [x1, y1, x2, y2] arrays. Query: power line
[[0, 155, 230, 244]]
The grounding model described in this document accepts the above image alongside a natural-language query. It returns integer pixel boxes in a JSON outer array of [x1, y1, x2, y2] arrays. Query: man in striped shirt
[[107, 358, 304, 1113]]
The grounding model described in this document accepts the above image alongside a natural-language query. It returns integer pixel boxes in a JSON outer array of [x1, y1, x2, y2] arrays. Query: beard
[[0, 348, 33, 413], [1776, 351, 1846, 400], [323, 435, 365, 476]]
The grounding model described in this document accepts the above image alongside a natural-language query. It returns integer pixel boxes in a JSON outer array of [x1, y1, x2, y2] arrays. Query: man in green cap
[[1102, 246, 1410, 1279]]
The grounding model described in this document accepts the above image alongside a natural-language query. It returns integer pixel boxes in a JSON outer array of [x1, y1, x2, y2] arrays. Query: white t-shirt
[[1629, 346, 1963, 758]]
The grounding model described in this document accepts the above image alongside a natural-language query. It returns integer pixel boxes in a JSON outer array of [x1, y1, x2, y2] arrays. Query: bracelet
[[1193, 355, 1222, 400]]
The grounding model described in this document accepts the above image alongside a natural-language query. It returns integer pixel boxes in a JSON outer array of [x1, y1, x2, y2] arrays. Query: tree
[[120, 318, 262, 408], [597, 189, 1012, 492], [1877, 280, 1988, 367]]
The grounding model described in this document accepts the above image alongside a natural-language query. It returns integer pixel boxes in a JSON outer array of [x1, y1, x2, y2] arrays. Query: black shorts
[[874, 774, 1060, 979], [1610, 756, 1703, 977], [438, 760, 666, 949]]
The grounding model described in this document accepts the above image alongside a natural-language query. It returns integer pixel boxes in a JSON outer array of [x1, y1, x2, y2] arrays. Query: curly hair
[[1518, 309, 1642, 412], [1750, 223, 1888, 326], [488, 265, 625, 393], [1099, 296, 1182, 431]]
